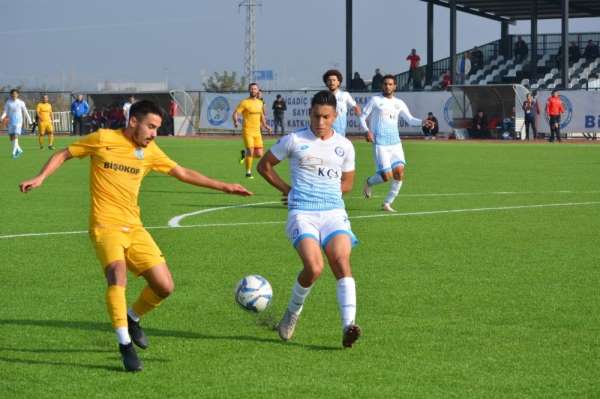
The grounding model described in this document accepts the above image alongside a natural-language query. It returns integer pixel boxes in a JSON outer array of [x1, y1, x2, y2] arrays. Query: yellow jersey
[[36, 102, 53, 123], [235, 98, 264, 135], [68, 129, 177, 228]]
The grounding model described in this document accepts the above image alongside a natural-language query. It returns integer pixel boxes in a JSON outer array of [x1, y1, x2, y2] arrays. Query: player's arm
[[340, 171, 355, 194], [22, 102, 32, 124], [168, 165, 252, 196], [399, 104, 427, 128], [359, 99, 374, 142], [257, 151, 291, 196], [19, 149, 73, 193], [260, 110, 272, 133]]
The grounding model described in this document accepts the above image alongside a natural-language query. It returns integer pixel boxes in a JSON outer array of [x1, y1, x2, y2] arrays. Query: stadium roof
[[421, 0, 600, 22]]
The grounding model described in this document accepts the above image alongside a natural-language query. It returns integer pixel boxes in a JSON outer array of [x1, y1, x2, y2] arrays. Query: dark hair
[[311, 90, 337, 108], [382, 74, 396, 84], [9, 89, 19, 95], [248, 82, 258, 89], [322, 69, 343, 84], [276, 94, 281, 98], [551, 89, 558, 95], [129, 100, 163, 122]]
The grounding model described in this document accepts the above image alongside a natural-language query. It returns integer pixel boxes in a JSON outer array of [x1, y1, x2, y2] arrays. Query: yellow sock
[[38, 135, 43, 147], [131, 286, 165, 318], [244, 155, 253, 173], [106, 285, 127, 328], [48, 133, 54, 146]]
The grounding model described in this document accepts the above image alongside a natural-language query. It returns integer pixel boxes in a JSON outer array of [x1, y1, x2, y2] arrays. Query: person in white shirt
[[360, 75, 435, 212], [123, 96, 136, 128], [323, 69, 361, 136], [257, 90, 361, 348], [1, 89, 32, 159]]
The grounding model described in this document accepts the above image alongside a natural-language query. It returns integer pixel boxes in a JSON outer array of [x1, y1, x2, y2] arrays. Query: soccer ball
[[235, 275, 273, 312]]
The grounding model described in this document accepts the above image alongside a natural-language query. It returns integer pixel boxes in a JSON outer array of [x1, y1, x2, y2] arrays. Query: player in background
[[123, 95, 136, 128], [257, 91, 361, 348], [323, 69, 361, 136], [360, 75, 435, 212], [2, 89, 32, 159], [233, 83, 271, 178], [36, 94, 55, 150], [19, 100, 253, 372]]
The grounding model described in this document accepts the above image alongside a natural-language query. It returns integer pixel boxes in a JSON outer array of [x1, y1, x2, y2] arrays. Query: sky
[[1, 0, 599, 90]]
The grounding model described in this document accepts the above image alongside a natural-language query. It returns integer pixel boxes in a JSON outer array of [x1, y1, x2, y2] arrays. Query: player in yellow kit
[[233, 82, 271, 178], [36, 95, 54, 150], [19, 100, 252, 372]]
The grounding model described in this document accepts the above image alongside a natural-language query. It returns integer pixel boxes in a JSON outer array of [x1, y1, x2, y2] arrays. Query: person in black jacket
[[272, 94, 287, 134], [470, 110, 489, 139], [422, 112, 439, 139]]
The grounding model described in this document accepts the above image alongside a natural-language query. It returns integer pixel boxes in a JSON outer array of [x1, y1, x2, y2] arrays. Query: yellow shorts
[[38, 122, 54, 135], [89, 225, 165, 275], [242, 132, 263, 149]]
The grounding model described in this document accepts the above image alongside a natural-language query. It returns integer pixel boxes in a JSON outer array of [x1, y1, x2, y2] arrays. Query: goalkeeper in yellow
[[233, 82, 271, 178], [36, 94, 54, 150], [19, 100, 252, 372]]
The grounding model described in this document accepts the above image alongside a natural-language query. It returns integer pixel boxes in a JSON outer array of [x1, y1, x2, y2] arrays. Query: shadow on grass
[[0, 356, 122, 372], [0, 319, 341, 352]]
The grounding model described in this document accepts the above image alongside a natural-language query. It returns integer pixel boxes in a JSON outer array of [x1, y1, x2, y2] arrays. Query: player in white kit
[[360, 75, 435, 212], [257, 90, 361, 348], [323, 69, 361, 136], [2, 89, 32, 159]]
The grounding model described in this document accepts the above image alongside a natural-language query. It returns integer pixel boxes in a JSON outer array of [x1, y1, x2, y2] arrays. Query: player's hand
[[19, 176, 44, 193], [366, 131, 374, 143], [223, 183, 253, 196], [423, 120, 435, 129]]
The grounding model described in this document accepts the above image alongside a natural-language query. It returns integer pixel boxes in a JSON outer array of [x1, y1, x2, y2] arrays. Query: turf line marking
[[2, 200, 597, 240], [347, 189, 600, 200], [167, 201, 279, 227]]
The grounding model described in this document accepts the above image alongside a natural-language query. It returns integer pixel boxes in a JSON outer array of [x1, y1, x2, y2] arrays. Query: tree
[[202, 71, 247, 92]]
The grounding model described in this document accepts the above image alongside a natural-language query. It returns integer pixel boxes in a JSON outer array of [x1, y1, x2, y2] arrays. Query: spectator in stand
[[351, 72, 367, 91], [471, 46, 484, 73], [271, 94, 287, 134], [422, 112, 439, 139], [568, 41, 581, 64], [371, 68, 383, 92], [514, 36, 529, 63], [522, 93, 540, 140], [405, 49, 421, 90], [546, 89, 565, 143], [470, 110, 489, 139], [70, 94, 89, 136], [456, 52, 471, 84], [583, 40, 600, 62], [440, 70, 452, 90]]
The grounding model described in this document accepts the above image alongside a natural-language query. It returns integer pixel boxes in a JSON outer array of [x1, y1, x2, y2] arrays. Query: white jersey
[[332, 90, 357, 136], [123, 102, 132, 127], [269, 127, 355, 211], [360, 95, 421, 146], [2, 99, 31, 126]]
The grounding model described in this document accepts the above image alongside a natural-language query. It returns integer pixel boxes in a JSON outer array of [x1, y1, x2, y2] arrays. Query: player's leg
[[38, 127, 44, 149], [556, 118, 562, 142], [383, 145, 406, 212], [125, 227, 173, 349], [322, 211, 360, 347], [363, 145, 390, 199], [279, 213, 322, 341], [47, 124, 55, 149], [9, 126, 23, 158], [243, 134, 255, 177]]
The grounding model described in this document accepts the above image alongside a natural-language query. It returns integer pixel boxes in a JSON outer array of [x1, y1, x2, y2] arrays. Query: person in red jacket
[[545, 90, 565, 142]]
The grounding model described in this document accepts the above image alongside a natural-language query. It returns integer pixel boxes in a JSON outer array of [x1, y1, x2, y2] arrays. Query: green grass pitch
[[1, 135, 599, 398]]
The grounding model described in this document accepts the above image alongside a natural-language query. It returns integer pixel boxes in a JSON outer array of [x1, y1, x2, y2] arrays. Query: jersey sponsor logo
[[103, 161, 141, 175], [317, 167, 340, 179], [299, 156, 323, 171], [334, 146, 345, 157], [207, 96, 230, 126]]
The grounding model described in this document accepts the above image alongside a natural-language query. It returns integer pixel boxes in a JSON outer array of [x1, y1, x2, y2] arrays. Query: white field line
[[1, 200, 599, 240], [167, 201, 279, 227]]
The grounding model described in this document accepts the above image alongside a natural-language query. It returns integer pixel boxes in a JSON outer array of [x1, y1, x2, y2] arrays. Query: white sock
[[336, 277, 356, 329], [287, 279, 312, 315], [115, 327, 131, 345], [367, 174, 384, 186], [11, 140, 18, 154], [384, 180, 403, 205], [127, 308, 140, 322]]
